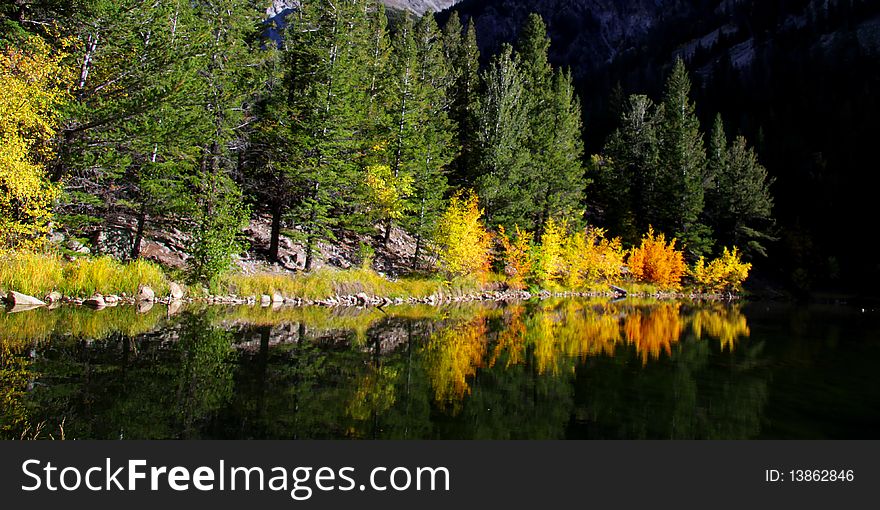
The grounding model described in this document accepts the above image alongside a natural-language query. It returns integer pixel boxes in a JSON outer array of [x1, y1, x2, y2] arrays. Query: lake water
[[1, 299, 878, 439]]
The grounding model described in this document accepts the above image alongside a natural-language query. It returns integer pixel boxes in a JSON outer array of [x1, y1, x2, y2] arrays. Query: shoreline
[[3, 287, 743, 313]]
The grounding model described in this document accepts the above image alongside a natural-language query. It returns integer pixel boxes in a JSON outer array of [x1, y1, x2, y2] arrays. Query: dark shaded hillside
[[441, 0, 880, 293]]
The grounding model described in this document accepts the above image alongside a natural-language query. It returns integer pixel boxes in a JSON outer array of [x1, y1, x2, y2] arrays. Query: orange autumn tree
[[628, 227, 686, 289], [498, 225, 535, 289], [433, 190, 493, 278]]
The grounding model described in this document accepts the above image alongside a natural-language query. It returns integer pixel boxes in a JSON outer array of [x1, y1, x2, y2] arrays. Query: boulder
[[272, 291, 284, 303], [44, 291, 62, 303], [136, 300, 155, 314], [169, 282, 185, 301], [104, 294, 120, 305], [355, 292, 371, 306], [66, 239, 91, 254], [5, 291, 45, 307], [260, 294, 271, 306], [84, 293, 106, 308], [136, 285, 155, 302]]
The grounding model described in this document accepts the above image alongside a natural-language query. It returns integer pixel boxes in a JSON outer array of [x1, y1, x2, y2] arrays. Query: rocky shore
[[3, 284, 740, 313]]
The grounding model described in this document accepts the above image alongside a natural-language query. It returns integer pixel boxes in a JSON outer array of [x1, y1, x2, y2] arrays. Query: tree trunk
[[304, 238, 314, 271], [131, 203, 146, 260], [412, 233, 422, 269], [269, 200, 283, 263], [383, 219, 392, 246]]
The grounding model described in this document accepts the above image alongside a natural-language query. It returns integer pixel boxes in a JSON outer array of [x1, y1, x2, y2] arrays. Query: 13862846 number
[[790, 469, 854, 482]]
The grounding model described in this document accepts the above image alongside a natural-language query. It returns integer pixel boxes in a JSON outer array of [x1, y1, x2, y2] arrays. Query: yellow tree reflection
[[425, 314, 488, 411], [691, 305, 750, 351]]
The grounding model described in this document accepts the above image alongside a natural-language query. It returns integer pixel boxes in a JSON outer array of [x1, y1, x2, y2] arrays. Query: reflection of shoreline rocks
[[4, 286, 742, 313]]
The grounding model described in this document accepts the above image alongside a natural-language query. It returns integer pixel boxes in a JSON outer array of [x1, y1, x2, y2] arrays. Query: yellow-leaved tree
[[536, 217, 567, 285], [690, 247, 752, 293], [628, 227, 687, 289], [433, 190, 492, 278], [0, 36, 68, 249], [498, 225, 535, 289], [562, 227, 626, 287], [363, 163, 414, 225]]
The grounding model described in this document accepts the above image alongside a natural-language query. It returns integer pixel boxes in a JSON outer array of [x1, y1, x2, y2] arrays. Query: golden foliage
[[690, 247, 752, 293], [628, 227, 686, 289], [433, 190, 493, 278], [498, 225, 535, 289], [536, 217, 567, 284], [561, 227, 626, 287], [362, 164, 414, 222], [0, 36, 69, 248]]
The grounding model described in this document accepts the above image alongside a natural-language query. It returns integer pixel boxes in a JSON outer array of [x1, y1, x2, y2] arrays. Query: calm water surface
[[1, 299, 878, 439]]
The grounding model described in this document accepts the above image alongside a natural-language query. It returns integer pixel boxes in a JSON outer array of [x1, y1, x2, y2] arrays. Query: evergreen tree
[[384, 13, 420, 244], [599, 94, 662, 244], [657, 58, 711, 259], [443, 16, 480, 189], [516, 13, 556, 233], [407, 14, 454, 266], [52, 1, 216, 261], [535, 68, 585, 231], [181, 0, 261, 282], [710, 134, 776, 258], [282, 0, 370, 270], [474, 43, 530, 229], [241, 40, 296, 263]]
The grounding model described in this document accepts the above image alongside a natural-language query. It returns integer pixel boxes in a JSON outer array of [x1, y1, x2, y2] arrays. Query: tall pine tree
[[657, 58, 711, 259], [443, 15, 480, 190], [474, 43, 529, 229]]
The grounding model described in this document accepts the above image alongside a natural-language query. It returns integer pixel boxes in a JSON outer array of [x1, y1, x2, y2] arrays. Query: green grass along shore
[[1, 251, 739, 309]]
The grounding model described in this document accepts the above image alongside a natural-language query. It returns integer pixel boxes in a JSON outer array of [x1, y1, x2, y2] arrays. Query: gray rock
[[260, 294, 271, 306], [66, 239, 91, 254], [136, 285, 155, 302], [84, 294, 106, 308], [169, 282, 185, 301], [44, 291, 62, 303], [5, 291, 45, 307], [272, 291, 284, 303], [104, 294, 120, 305], [355, 292, 371, 306]]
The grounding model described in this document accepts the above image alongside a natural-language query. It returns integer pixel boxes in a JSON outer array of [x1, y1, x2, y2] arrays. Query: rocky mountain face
[[266, 0, 459, 18], [381, 0, 460, 15], [442, 0, 880, 80]]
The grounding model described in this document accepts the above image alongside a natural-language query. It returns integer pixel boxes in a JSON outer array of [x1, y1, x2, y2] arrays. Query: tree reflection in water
[[1, 299, 770, 439]]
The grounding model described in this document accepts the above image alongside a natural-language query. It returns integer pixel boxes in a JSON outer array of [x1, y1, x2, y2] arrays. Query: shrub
[[535, 217, 567, 285], [690, 247, 752, 293], [628, 227, 686, 289], [433, 190, 492, 279], [562, 227, 626, 287], [498, 225, 535, 289]]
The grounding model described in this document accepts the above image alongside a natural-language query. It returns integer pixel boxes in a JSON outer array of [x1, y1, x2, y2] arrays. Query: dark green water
[[1, 299, 878, 439]]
